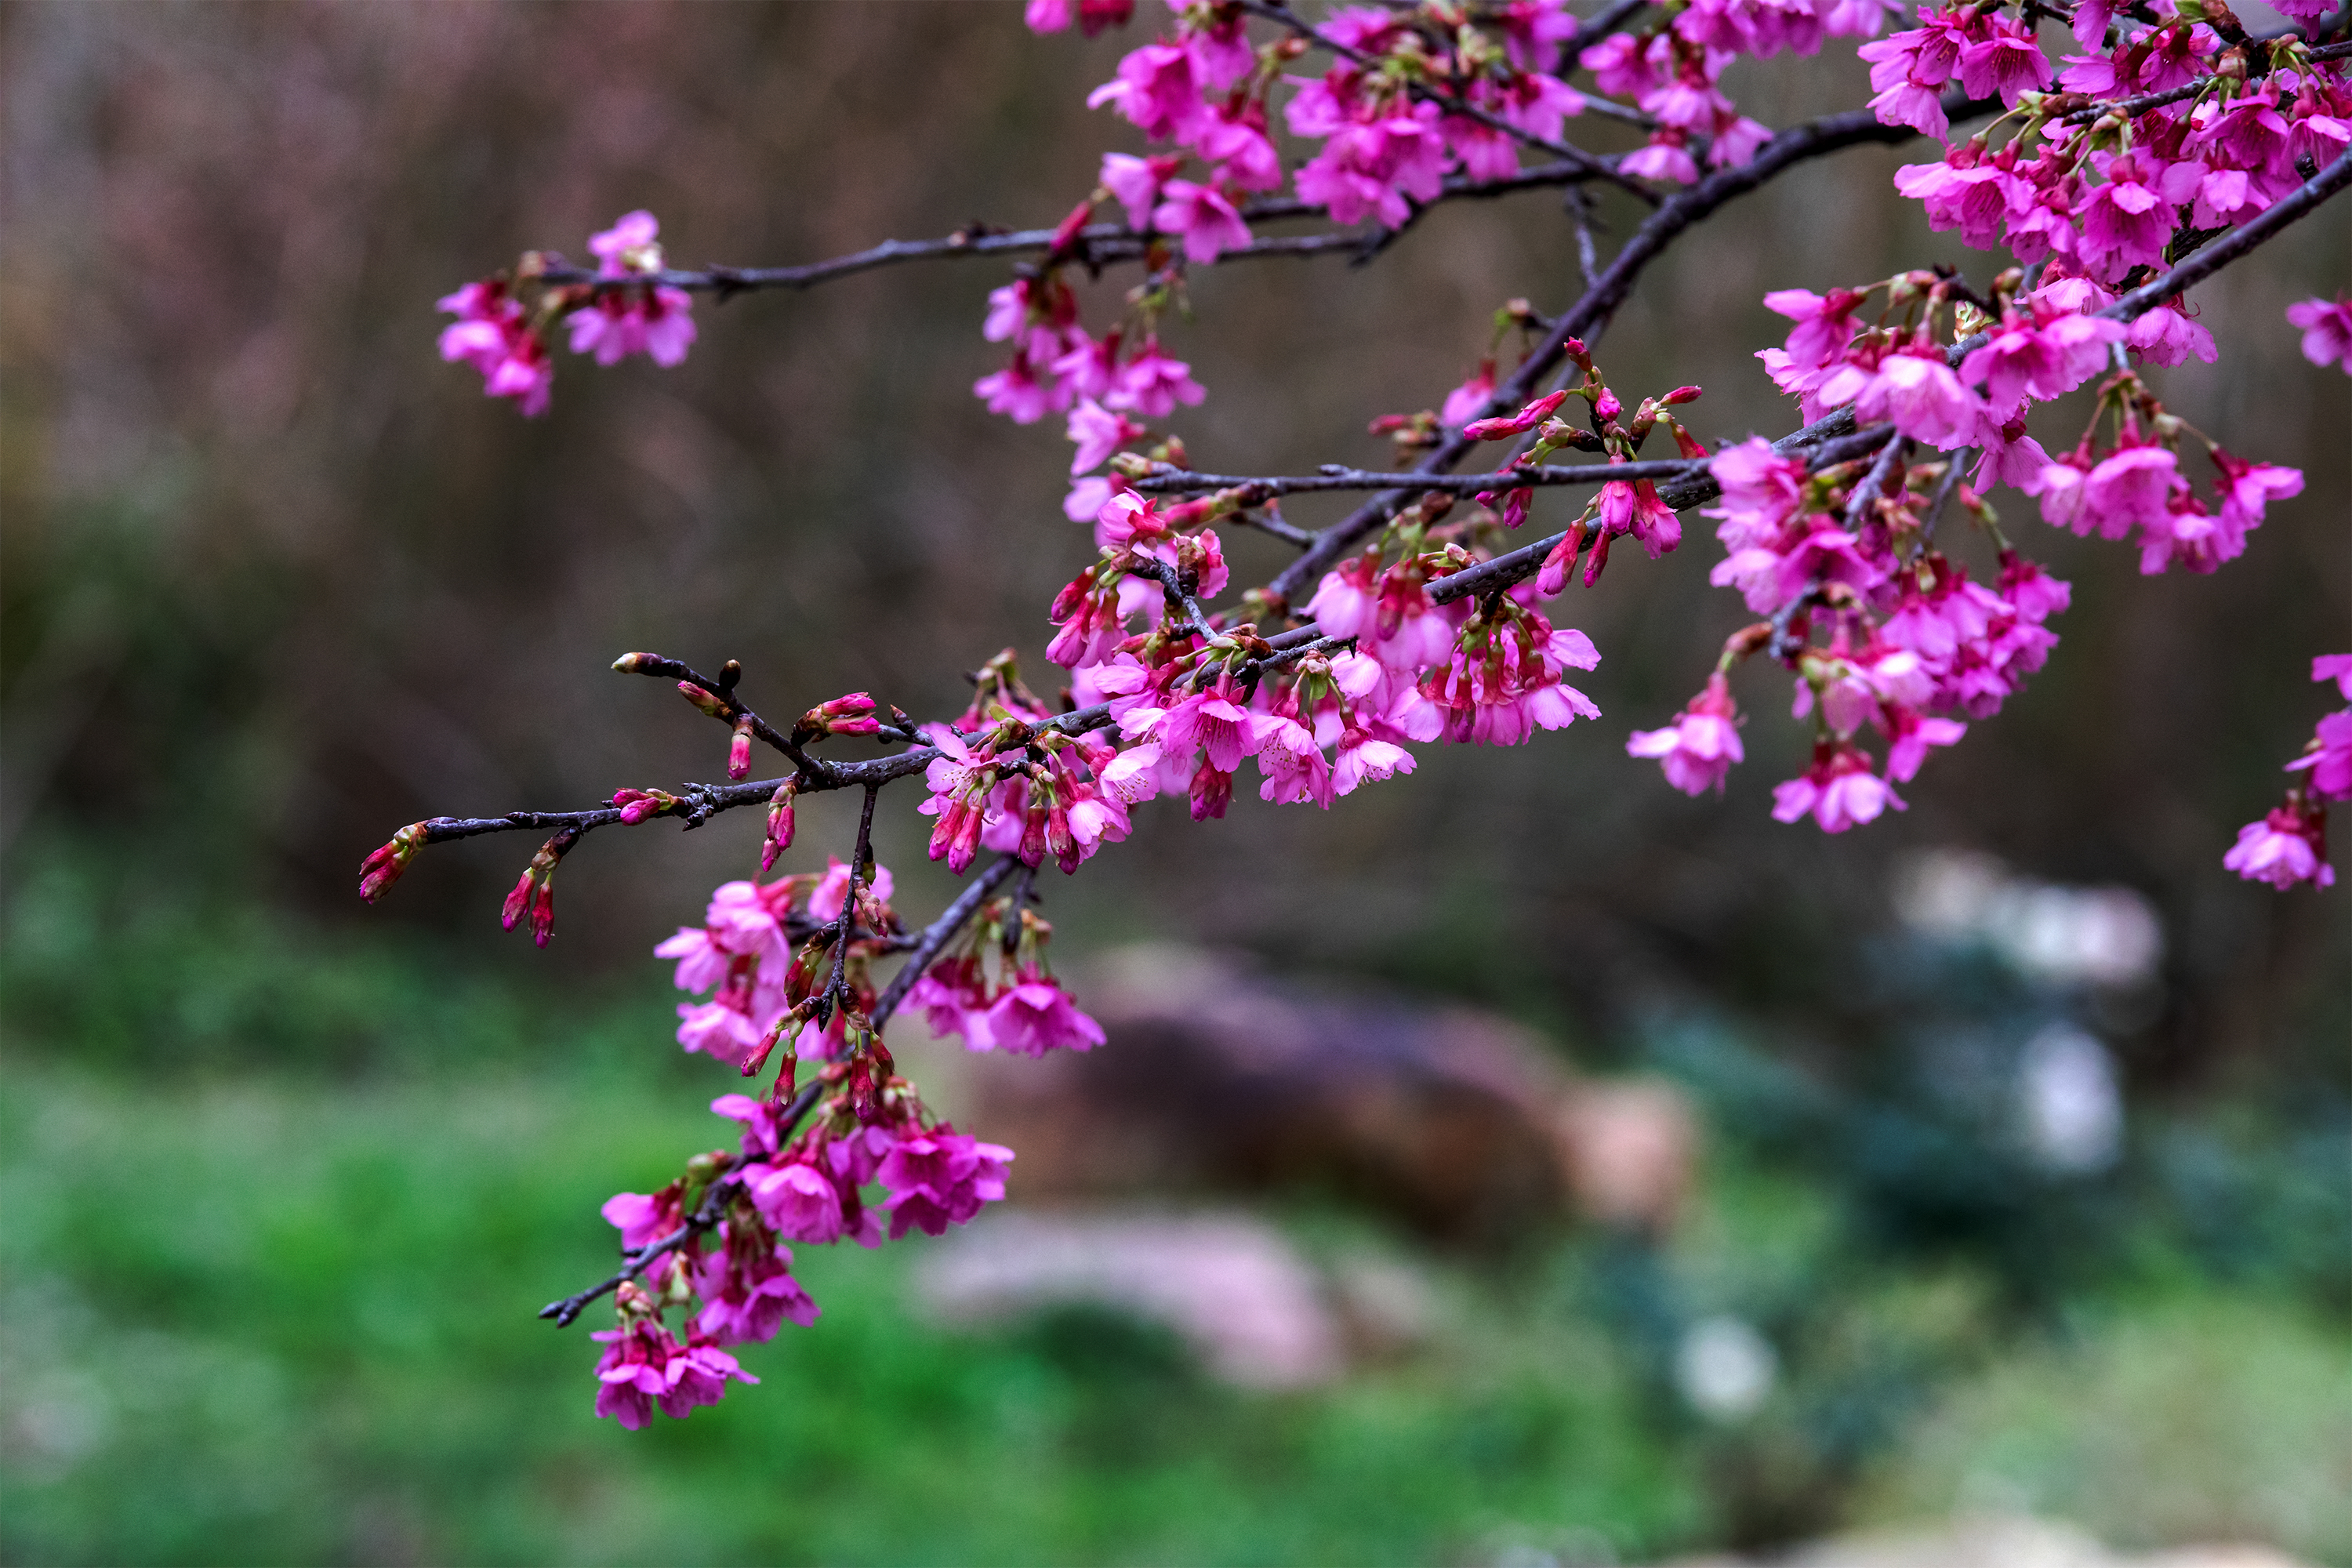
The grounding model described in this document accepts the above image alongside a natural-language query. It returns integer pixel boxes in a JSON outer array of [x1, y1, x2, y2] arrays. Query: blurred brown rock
[[949, 945, 1697, 1243]]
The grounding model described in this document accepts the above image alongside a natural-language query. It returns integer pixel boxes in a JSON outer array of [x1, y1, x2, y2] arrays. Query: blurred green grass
[[3, 836, 2345, 1566]]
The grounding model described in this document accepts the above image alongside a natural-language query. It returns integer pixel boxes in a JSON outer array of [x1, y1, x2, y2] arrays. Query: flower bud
[[500, 866, 535, 931], [1463, 390, 1570, 441], [679, 681, 731, 720], [358, 822, 428, 903], [763, 779, 799, 873], [1661, 386, 1703, 405], [612, 788, 677, 826], [728, 717, 754, 780], [611, 652, 662, 674]]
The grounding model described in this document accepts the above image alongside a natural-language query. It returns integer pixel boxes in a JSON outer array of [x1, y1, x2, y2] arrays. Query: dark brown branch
[[1131, 456, 1712, 499], [1266, 92, 1993, 604], [2102, 146, 2352, 322], [543, 160, 1618, 298], [612, 653, 829, 783]]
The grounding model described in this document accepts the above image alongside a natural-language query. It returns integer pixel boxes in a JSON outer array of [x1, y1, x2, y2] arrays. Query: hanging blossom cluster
[[436, 209, 696, 417], [2225, 655, 2352, 889], [400, 0, 2350, 1429]]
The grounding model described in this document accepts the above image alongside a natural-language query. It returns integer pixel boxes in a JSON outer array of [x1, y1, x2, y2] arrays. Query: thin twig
[[1132, 457, 1710, 497]]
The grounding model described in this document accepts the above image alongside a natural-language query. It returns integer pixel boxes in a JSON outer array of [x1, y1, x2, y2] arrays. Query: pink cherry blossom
[[2223, 804, 2334, 889], [1771, 742, 1904, 833], [2286, 711, 2352, 801], [1106, 337, 1205, 416], [2286, 296, 2352, 373], [877, 1125, 1014, 1238], [1152, 179, 1253, 263], [1627, 673, 1745, 795], [980, 970, 1108, 1055]]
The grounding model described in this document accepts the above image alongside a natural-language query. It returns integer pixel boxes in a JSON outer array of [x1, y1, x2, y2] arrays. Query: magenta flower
[[694, 1234, 819, 1345], [1627, 673, 1744, 796], [2314, 654, 2352, 702], [1254, 715, 1335, 807], [876, 1126, 1014, 1239], [1152, 178, 1253, 263], [980, 970, 1107, 1055], [2223, 803, 2334, 889], [592, 1319, 758, 1428], [2287, 711, 2352, 801], [601, 1189, 683, 1253], [1771, 742, 1904, 833], [1764, 289, 1866, 371], [1955, 16, 2051, 104], [1087, 42, 1204, 141], [437, 281, 553, 416], [2286, 296, 2352, 374], [1066, 398, 1146, 474], [1098, 152, 1171, 229], [1333, 728, 1415, 795], [1105, 337, 1204, 417]]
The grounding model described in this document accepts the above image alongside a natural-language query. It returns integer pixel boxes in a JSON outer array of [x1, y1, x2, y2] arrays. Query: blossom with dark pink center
[[1152, 178, 1253, 263], [1771, 742, 1904, 833], [980, 969, 1108, 1055], [1955, 16, 2051, 104], [693, 1232, 819, 1345], [2287, 711, 2352, 802], [1765, 288, 1867, 371], [2286, 296, 2352, 373], [1087, 42, 1205, 141], [1333, 728, 1415, 795], [876, 1125, 1014, 1238], [1105, 337, 1204, 417], [2223, 802, 2334, 889], [1626, 673, 1744, 795]]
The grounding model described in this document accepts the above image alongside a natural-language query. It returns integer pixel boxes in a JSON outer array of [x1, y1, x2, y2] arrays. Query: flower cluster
[[1585, 0, 1882, 184], [654, 858, 901, 1073], [1871, 1, 2350, 284], [590, 1079, 1012, 1427], [906, 898, 1107, 1056], [437, 210, 697, 416], [1626, 432, 2067, 828], [2225, 655, 2352, 889]]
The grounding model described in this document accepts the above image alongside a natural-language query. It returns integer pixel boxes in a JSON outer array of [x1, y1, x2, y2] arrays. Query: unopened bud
[[529, 877, 556, 948], [611, 652, 662, 674], [678, 681, 730, 720], [358, 822, 428, 903], [728, 717, 754, 780], [1661, 385, 1703, 405], [612, 787, 677, 826], [1463, 390, 1570, 441], [500, 866, 535, 931]]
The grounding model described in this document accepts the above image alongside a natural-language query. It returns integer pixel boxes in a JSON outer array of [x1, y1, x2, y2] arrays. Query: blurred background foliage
[[1, 2, 2345, 1564]]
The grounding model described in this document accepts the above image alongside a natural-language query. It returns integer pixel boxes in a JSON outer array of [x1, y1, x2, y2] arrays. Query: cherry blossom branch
[[537, 1080, 827, 1327], [612, 652, 828, 781], [1266, 93, 1991, 604], [541, 159, 1624, 299], [871, 854, 1023, 1027], [1232, 0, 1661, 200], [2105, 146, 2352, 321], [1131, 456, 1714, 499], [818, 784, 883, 1022]]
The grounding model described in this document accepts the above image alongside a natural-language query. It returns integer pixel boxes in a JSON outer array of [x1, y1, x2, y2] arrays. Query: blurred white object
[[1894, 851, 2163, 989], [1675, 1316, 1776, 1420], [2016, 1024, 2124, 1174], [914, 1210, 1344, 1388]]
